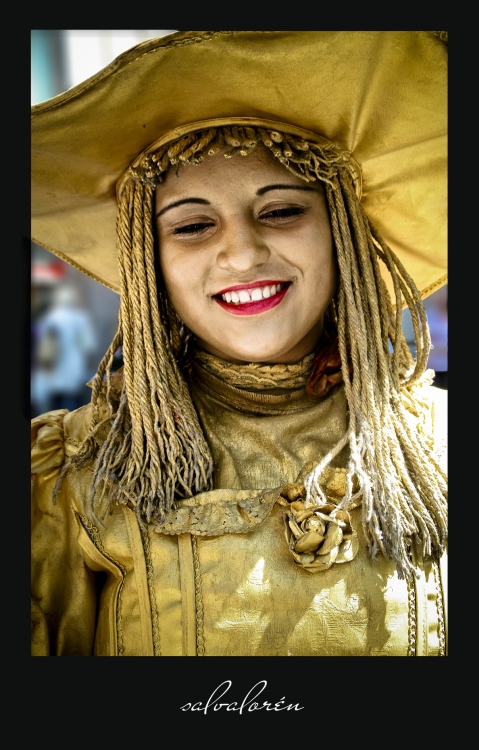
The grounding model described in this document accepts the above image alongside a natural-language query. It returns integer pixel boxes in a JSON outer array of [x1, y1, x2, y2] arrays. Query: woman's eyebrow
[[157, 197, 210, 218], [157, 184, 318, 217], [256, 184, 317, 196]]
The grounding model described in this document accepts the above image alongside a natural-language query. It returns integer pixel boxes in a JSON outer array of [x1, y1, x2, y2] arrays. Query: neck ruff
[[192, 333, 346, 397], [193, 349, 315, 391]]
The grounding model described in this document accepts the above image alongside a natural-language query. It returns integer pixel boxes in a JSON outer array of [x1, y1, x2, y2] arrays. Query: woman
[[31, 31, 447, 656]]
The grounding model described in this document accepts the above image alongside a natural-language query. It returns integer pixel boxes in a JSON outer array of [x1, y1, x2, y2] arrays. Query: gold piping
[[433, 561, 446, 656], [78, 513, 126, 656], [140, 526, 162, 656], [191, 536, 205, 656]]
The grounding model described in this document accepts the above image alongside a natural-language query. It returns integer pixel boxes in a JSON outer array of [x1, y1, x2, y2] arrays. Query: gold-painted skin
[[31, 360, 447, 656]]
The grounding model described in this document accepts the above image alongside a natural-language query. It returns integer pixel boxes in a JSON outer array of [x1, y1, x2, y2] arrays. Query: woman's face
[[155, 144, 336, 363]]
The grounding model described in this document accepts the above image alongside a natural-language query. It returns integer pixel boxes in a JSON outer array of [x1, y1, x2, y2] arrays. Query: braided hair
[[65, 125, 447, 578]]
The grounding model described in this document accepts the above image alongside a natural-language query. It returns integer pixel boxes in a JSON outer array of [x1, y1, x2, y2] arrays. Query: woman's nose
[[216, 221, 270, 273]]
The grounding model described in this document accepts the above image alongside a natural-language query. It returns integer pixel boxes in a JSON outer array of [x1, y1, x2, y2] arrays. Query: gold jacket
[[31, 365, 447, 656]]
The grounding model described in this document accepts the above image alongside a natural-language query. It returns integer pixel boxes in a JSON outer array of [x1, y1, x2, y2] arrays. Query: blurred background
[[30, 30, 447, 418], [31, 31, 175, 417]]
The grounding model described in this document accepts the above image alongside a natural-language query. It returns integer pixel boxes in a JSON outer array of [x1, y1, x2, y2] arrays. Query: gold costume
[[31, 359, 447, 656], [31, 32, 448, 657]]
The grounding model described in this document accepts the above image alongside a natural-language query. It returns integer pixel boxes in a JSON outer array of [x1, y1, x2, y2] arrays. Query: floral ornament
[[279, 483, 359, 572]]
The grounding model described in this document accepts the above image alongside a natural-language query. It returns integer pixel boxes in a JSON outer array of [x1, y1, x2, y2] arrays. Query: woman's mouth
[[213, 281, 291, 316]]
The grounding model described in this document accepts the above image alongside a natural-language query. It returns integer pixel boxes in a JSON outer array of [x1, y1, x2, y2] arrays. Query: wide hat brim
[[31, 31, 447, 299]]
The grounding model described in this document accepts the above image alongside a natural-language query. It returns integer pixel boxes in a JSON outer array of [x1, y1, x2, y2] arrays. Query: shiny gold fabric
[[31, 369, 447, 656], [31, 31, 446, 300]]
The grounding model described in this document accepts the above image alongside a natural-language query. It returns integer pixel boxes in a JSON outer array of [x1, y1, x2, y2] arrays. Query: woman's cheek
[[166, 266, 200, 321]]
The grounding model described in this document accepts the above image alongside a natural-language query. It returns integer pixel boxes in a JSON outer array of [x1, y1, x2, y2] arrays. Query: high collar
[[186, 353, 335, 416]]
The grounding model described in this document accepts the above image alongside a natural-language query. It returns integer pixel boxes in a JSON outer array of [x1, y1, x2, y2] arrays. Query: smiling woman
[[155, 144, 336, 364], [31, 32, 447, 656]]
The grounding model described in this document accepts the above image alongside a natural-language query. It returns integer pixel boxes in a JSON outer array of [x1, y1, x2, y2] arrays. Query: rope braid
[[65, 175, 214, 526], [64, 125, 446, 577]]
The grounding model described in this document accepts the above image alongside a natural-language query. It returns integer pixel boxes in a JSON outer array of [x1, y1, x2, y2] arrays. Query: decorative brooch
[[279, 483, 359, 573]]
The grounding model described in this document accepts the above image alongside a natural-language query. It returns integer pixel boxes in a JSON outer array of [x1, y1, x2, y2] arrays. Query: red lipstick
[[214, 282, 291, 316]]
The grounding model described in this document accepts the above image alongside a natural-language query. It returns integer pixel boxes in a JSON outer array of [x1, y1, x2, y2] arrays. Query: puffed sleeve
[[31, 410, 98, 656]]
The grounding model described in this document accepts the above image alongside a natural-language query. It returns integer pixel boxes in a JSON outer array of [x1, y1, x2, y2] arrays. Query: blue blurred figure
[[32, 285, 97, 414], [402, 285, 447, 389]]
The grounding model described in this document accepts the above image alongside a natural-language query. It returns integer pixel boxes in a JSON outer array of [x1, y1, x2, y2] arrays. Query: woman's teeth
[[221, 283, 285, 304]]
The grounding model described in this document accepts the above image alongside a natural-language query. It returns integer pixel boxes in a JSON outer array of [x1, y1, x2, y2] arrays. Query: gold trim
[[191, 536, 205, 657], [153, 487, 280, 537], [438, 551, 448, 655], [433, 561, 446, 657], [78, 514, 126, 656], [420, 274, 448, 302], [411, 544, 447, 656], [413, 554, 428, 656], [406, 567, 417, 656], [139, 526, 162, 656], [116, 116, 363, 201]]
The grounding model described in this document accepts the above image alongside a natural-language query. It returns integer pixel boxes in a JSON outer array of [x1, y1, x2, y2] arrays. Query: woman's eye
[[173, 221, 214, 235], [261, 207, 306, 221]]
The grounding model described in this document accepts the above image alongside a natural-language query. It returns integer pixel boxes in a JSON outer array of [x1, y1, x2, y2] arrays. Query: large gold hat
[[31, 31, 447, 299]]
